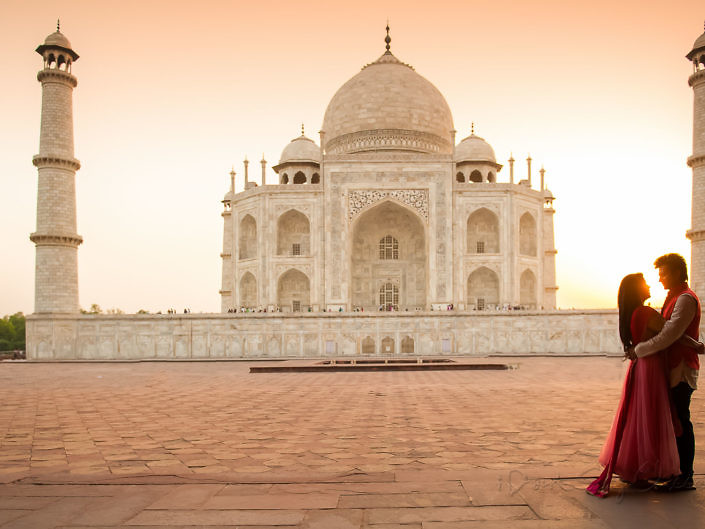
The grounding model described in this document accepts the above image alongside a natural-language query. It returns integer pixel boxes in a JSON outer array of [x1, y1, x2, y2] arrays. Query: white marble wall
[[26, 311, 623, 360]]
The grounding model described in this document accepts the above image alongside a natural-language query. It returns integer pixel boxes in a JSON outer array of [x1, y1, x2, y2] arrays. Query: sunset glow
[[1, 0, 703, 314]]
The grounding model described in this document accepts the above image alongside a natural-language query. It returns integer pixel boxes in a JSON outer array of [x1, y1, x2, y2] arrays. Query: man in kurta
[[632, 253, 701, 491]]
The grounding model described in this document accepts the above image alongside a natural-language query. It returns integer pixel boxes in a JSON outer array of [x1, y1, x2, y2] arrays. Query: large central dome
[[321, 51, 454, 155]]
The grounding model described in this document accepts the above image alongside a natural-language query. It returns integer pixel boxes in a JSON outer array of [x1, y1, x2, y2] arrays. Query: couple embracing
[[587, 253, 703, 497]]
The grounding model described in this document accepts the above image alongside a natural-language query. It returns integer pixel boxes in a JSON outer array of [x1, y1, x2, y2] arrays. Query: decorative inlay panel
[[348, 189, 429, 223], [326, 129, 450, 155]]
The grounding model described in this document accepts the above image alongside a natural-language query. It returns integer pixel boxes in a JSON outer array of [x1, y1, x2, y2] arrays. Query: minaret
[[541, 169, 558, 310], [686, 23, 705, 297], [31, 23, 82, 313]]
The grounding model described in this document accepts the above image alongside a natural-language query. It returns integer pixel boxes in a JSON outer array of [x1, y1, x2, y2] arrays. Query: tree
[[0, 313, 25, 351]]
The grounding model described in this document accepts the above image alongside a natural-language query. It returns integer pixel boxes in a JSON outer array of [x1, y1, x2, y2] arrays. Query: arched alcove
[[488, 171, 496, 183], [311, 173, 320, 184], [401, 336, 415, 354], [519, 212, 537, 256], [277, 210, 310, 256], [520, 269, 537, 308], [239, 272, 257, 308], [469, 170, 482, 183], [456, 172, 465, 183], [293, 171, 306, 184], [467, 208, 499, 254], [362, 336, 375, 354], [238, 214, 257, 260], [281, 173, 289, 184], [381, 336, 395, 354], [277, 269, 310, 312], [351, 201, 426, 311], [467, 267, 499, 310]]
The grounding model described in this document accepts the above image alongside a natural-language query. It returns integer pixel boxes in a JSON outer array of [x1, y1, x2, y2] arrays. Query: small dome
[[279, 135, 321, 164], [36, 28, 79, 61], [44, 31, 73, 49], [687, 29, 705, 61], [455, 133, 496, 163]]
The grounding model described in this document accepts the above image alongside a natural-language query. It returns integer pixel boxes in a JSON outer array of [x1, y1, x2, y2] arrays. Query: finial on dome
[[471, 122, 475, 135], [57, 19, 60, 32], [385, 22, 391, 52], [301, 123, 305, 136]]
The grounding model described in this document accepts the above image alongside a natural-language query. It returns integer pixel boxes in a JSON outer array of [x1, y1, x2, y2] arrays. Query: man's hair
[[654, 253, 688, 282]]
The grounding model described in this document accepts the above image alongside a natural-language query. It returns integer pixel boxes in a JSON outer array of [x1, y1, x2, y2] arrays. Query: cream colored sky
[[1, 0, 703, 315]]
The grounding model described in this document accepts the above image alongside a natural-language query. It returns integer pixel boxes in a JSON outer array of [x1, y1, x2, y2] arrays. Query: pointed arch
[[361, 336, 375, 355], [467, 208, 499, 254], [469, 170, 482, 183], [381, 336, 395, 354], [293, 171, 306, 184], [351, 200, 426, 311], [519, 212, 537, 256], [277, 209, 310, 256], [311, 173, 320, 184], [238, 214, 257, 260], [277, 268, 310, 312], [487, 171, 496, 183], [456, 171, 465, 183], [239, 272, 257, 308], [401, 336, 415, 354], [281, 172, 289, 184], [467, 266, 499, 310], [520, 269, 537, 308]]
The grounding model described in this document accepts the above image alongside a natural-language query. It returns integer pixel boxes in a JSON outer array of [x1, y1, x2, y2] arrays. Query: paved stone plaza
[[0, 357, 704, 528]]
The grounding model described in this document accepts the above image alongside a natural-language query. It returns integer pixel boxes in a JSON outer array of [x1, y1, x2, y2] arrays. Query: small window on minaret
[[292, 243, 301, 256], [476, 241, 485, 254]]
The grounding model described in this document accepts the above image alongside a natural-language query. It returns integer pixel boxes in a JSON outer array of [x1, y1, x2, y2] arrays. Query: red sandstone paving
[[0, 357, 703, 527]]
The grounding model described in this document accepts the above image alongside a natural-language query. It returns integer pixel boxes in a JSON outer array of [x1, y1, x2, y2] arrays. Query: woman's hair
[[618, 273, 645, 350]]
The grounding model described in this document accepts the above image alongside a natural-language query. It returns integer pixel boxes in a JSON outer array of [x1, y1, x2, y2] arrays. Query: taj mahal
[[23, 24, 705, 360], [220, 28, 557, 314]]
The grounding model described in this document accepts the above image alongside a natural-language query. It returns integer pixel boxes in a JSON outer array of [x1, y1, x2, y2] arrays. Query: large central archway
[[351, 200, 426, 310]]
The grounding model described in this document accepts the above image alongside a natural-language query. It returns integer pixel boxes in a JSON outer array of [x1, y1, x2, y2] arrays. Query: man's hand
[[624, 346, 637, 361], [696, 341, 705, 355]]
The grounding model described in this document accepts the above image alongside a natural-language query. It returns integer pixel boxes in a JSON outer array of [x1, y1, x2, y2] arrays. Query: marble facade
[[26, 311, 621, 360]]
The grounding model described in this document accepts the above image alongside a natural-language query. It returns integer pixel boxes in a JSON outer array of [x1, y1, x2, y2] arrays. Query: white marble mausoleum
[[220, 30, 558, 314], [25, 23, 705, 360]]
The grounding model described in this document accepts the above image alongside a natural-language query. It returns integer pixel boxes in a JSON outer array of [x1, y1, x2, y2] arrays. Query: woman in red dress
[[587, 273, 701, 497]]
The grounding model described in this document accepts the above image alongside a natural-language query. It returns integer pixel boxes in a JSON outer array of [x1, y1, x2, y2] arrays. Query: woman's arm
[[677, 334, 705, 354]]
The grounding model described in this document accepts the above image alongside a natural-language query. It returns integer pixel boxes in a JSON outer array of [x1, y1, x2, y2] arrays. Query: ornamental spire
[[385, 22, 391, 53], [57, 18, 60, 32]]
